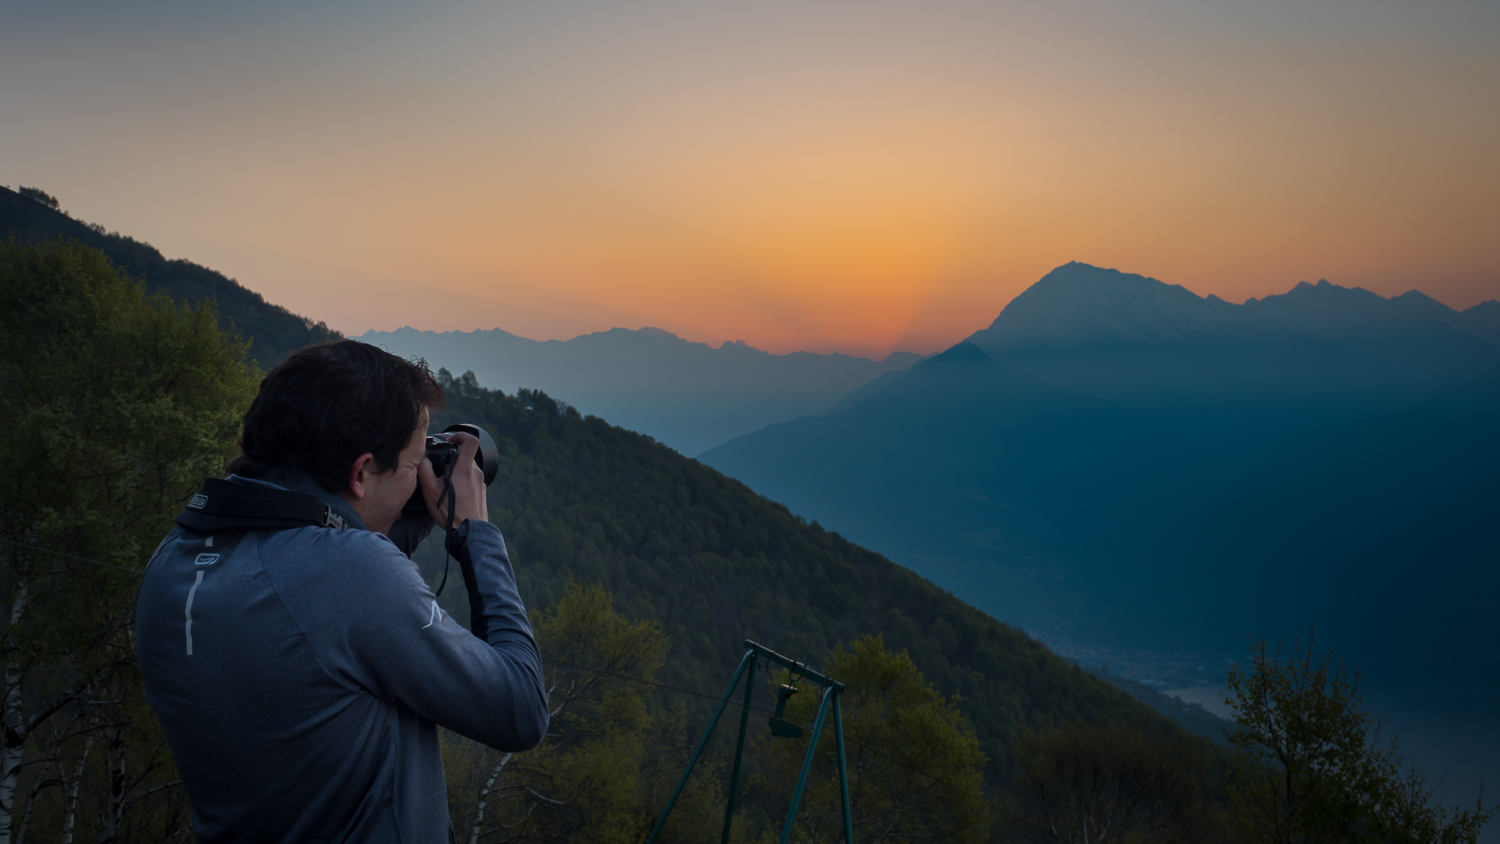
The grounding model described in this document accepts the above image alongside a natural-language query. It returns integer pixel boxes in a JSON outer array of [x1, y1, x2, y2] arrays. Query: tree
[[0, 240, 256, 843], [1224, 635, 1494, 844], [442, 580, 727, 843], [753, 634, 990, 844], [16, 189, 58, 211], [1004, 721, 1216, 844]]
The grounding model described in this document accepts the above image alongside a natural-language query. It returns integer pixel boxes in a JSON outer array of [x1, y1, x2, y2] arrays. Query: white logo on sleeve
[[421, 600, 443, 629]]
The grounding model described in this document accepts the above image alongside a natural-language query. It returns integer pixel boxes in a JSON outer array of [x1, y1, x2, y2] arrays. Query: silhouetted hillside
[[0, 185, 338, 366]]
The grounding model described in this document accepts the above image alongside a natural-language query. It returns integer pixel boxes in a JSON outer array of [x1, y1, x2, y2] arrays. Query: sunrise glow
[[4, 0, 1497, 356]]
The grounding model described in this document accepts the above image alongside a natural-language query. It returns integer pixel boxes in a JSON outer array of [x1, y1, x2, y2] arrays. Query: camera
[[403, 423, 500, 516]]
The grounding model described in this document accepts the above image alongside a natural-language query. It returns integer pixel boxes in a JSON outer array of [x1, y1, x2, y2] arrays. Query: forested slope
[[0, 186, 338, 366], [421, 370, 1190, 781]]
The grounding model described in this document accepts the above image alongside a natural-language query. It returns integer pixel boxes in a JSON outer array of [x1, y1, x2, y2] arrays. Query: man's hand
[[418, 432, 489, 529]]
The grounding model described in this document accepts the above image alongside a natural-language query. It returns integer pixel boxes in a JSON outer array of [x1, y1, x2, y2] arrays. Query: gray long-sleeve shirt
[[136, 473, 548, 844]]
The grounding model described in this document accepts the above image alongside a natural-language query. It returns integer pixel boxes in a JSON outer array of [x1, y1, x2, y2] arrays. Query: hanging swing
[[644, 639, 854, 844]]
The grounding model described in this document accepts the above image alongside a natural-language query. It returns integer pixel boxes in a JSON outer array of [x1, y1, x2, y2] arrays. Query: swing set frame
[[644, 640, 854, 844]]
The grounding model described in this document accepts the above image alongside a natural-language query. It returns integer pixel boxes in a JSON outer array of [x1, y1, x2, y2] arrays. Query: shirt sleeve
[[385, 509, 435, 558], [339, 521, 549, 752]]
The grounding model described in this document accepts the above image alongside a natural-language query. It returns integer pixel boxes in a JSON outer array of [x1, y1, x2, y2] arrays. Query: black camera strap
[[432, 457, 457, 599], [175, 478, 348, 535]]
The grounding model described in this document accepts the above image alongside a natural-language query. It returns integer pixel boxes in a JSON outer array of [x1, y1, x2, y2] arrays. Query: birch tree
[[0, 240, 255, 842]]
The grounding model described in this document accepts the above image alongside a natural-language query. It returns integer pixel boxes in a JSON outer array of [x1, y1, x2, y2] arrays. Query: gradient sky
[[5, 0, 1498, 356]]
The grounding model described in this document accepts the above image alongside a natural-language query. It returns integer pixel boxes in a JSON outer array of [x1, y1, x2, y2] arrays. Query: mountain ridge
[[357, 324, 921, 455], [0, 186, 339, 366], [968, 261, 1500, 354]]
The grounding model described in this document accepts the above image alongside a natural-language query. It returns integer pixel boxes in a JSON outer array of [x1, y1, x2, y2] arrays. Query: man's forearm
[[448, 520, 537, 653]]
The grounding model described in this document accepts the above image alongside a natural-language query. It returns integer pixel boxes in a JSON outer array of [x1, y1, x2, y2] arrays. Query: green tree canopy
[[0, 239, 257, 843], [16, 188, 58, 211], [1005, 721, 1217, 844], [754, 634, 990, 844], [443, 581, 726, 844]]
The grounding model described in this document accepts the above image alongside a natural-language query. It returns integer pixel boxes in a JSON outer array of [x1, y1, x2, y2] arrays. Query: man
[[136, 340, 548, 843]]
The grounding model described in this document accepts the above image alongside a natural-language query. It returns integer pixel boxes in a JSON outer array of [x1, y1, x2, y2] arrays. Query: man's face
[[352, 407, 429, 535]]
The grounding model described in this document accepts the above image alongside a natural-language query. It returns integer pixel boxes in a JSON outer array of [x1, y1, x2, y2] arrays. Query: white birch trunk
[[13, 754, 53, 844], [0, 583, 32, 844], [95, 727, 124, 844], [60, 734, 94, 844], [467, 752, 514, 844]]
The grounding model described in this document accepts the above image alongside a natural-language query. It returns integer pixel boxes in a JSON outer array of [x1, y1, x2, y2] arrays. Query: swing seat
[[769, 716, 805, 739]]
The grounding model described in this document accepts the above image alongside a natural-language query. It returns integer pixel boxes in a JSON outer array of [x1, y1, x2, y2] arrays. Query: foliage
[[1223, 636, 1494, 844], [752, 634, 990, 844], [442, 581, 726, 843], [1004, 721, 1217, 844], [420, 369, 1182, 785], [0, 240, 257, 843], [16, 189, 58, 211]]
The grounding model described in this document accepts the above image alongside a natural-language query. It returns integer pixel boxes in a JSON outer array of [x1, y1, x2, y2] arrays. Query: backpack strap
[[175, 478, 347, 535]]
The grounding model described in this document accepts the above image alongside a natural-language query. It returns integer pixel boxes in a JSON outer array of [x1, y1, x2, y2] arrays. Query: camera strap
[[432, 458, 458, 599], [175, 478, 348, 535]]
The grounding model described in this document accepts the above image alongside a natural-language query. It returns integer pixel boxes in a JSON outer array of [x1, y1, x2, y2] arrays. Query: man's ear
[[347, 452, 377, 499]]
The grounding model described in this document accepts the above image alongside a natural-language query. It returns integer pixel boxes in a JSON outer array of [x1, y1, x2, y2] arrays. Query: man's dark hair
[[228, 340, 445, 493]]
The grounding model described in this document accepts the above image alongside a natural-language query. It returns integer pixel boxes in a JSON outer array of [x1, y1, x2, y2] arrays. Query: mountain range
[[697, 260, 1500, 815], [970, 262, 1499, 352], [701, 262, 1500, 696], [355, 325, 919, 455]]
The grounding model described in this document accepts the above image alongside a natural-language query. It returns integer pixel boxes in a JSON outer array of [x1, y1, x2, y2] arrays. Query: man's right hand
[[418, 431, 489, 529]]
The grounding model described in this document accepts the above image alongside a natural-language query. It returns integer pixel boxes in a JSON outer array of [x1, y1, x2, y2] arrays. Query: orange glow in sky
[[4, 0, 1498, 357]]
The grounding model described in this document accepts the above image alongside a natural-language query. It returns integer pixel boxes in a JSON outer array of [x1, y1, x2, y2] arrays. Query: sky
[[4, 0, 1498, 357]]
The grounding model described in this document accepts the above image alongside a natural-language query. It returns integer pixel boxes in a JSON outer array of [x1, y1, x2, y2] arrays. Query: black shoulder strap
[[175, 478, 348, 535]]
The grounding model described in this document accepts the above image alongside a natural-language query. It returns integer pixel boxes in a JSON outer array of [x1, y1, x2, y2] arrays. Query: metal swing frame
[[644, 640, 854, 844]]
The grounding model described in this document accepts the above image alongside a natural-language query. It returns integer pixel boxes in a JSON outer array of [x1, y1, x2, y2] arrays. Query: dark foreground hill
[[1, 186, 338, 366], [419, 371, 1192, 780]]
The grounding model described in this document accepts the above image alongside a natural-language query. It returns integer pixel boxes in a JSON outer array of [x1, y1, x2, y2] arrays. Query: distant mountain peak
[[966, 262, 1485, 353], [636, 326, 682, 340], [966, 262, 1230, 352], [1277, 278, 1383, 301]]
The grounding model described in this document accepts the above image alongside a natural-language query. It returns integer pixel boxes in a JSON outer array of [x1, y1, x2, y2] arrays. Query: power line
[[540, 655, 997, 814], [0, 538, 144, 574], [546, 657, 785, 720]]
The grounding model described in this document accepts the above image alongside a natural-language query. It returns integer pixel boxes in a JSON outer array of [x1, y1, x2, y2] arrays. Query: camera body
[[402, 423, 500, 516]]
